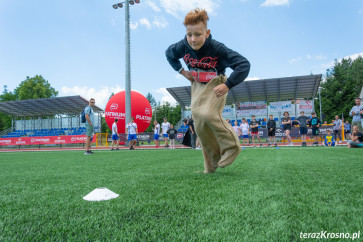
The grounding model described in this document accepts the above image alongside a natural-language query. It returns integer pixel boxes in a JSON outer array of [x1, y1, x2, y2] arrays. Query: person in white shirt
[[240, 118, 250, 146], [153, 120, 160, 148], [111, 118, 120, 150], [126, 117, 138, 150], [161, 117, 171, 148], [232, 121, 241, 137]]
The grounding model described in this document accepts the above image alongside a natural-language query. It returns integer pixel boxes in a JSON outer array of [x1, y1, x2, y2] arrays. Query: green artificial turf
[[0, 147, 362, 241]]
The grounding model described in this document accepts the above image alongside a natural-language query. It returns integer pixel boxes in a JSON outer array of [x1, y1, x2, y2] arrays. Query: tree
[[145, 102, 182, 132], [146, 92, 157, 109], [0, 86, 17, 131], [0, 75, 59, 131], [14, 75, 58, 100], [315, 56, 363, 122]]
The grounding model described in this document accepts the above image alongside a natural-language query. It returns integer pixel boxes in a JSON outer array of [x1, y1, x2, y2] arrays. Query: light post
[[318, 87, 322, 122], [112, 0, 141, 131]]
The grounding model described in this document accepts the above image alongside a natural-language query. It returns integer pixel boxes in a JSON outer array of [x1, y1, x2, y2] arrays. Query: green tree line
[[0, 75, 58, 131], [315, 56, 363, 122]]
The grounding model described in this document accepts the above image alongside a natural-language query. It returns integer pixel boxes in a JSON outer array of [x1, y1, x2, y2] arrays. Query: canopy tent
[[166, 74, 322, 109], [0, 95, 103, 118]]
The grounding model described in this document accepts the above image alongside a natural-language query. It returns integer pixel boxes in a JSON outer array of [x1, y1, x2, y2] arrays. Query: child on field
[[240, 118, 250, 146], [166, 8, 250, 173], [167, 124, 178, 149], [250, 115, 262, 147], [310, 112, 321, 146], [233, 121, 241, 137], [324, 130, 335, 146], [267, 114, 277, 147]]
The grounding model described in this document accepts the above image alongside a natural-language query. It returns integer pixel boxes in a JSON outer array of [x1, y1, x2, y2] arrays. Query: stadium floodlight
[[112, 0, 141, 134]]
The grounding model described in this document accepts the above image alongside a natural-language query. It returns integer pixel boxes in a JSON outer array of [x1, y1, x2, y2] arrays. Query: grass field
[[0, 147, 362, 241]]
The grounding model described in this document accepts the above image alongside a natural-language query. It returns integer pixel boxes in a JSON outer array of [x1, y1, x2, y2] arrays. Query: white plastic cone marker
[[83, 187, 119, 201]]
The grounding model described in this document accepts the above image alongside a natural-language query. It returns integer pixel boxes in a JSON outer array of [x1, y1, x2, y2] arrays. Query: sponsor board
[[0, 135, 96, 146]]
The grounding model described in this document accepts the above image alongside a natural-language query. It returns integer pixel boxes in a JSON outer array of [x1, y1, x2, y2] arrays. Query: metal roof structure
[[167, 74, 322, 109], [0, 96, 103, 117]]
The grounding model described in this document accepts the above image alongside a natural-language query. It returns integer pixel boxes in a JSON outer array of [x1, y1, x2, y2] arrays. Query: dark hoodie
[[165, 35, 250, 89]]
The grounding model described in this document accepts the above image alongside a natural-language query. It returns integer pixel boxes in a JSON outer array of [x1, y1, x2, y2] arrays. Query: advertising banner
[[269, 101, 292, 112], [223, 105, 233, 116], [236, 101, 267, 116], [0, 135, 96, 146], [299, 100, 313, 112]]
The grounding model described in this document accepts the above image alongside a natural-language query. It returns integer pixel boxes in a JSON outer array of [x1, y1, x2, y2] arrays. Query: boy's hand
[[213, 84, 229, 98], [180, 70, 194, 82]]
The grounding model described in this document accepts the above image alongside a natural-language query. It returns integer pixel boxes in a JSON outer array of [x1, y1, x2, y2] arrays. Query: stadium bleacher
[[1, 127, 91, 138], [178, 125, 188, 132]]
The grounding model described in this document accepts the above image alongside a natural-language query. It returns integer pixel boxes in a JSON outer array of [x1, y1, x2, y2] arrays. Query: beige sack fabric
[[191, 75, 241, 173]]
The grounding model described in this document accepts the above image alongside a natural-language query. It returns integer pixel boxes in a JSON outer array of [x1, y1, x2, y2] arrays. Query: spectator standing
[[162, 117, 171, 148], [348, 125, 363, 148], [250, 115, 262, 147], [349, 97, 363, 132], [167, 124, 178, 150], [281, 111, 293, 146], [84, 98, 95, 155], [240, 118, 250, 146], [188, 115, 196, 149], [310, 112, 321, 146], [153, 120, 160, 148], [111, 118, 120, 150], [267, 114, 277, 147], [296, 111, 310, 146], [344, 120, 351, 140], [333, 115, 342, 143], [126, 117, 138, 150], [233, 121, 241, 137]]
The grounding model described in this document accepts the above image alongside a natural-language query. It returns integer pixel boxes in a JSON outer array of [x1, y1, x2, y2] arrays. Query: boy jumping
[[166, 8, 250, 173]]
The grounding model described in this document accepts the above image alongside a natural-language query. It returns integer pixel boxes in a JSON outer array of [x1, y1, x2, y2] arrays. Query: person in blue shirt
[[324, 130, 335, 146]]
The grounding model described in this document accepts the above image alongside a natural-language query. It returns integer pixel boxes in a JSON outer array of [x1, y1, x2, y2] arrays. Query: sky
[[0, 0, 362, 109]]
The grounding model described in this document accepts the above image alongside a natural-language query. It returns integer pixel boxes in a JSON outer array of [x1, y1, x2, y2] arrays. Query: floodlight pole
[[113, 1, 139, 131], [318, 87, 322, 122], [124, 0, 131, 130]]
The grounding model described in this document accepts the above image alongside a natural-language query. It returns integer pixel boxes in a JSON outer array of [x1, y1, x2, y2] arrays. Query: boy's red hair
[[183, 8, 209, 27]]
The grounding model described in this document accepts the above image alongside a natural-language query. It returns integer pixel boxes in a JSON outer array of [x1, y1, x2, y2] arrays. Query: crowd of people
[[224, 97, 363, 148], [82, 96, 363, 154]]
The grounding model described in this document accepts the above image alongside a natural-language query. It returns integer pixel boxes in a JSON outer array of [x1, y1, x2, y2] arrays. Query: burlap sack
[[191, 75, 241, 173]]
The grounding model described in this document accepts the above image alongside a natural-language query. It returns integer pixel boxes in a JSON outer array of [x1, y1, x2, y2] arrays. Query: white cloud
[[160, 0, 220, 18], [320, 52, 363, 71], [289, 57, 302, 64], [306, 54, 326, 60], [153, 16, 168, 29], [245, 77, 260, 81], [175, 73, 183, 80], [342, 52, 363, 61], [156, 88, 177, 105], [146, 0, 161, 12], [139, 18, 152, 29], [261, 0, 289, 7], [60, 85, 123, 109], [130, 21, 139, 30], [110, 18, 116, 27]]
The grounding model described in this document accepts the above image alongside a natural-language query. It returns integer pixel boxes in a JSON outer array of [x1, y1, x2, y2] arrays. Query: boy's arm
[[219, 44, 250, 90], [165, 41, 184, 72]]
